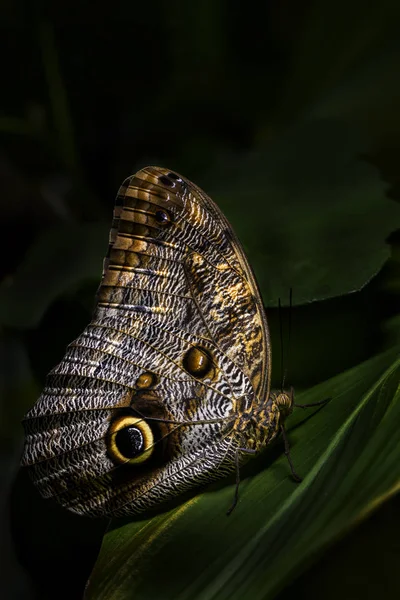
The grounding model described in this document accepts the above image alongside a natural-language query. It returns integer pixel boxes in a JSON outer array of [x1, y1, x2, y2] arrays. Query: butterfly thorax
[[234, 389, 294, 452]]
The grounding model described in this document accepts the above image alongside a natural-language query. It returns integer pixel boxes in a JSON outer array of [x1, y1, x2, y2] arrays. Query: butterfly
[[21, 166, 317, 518]]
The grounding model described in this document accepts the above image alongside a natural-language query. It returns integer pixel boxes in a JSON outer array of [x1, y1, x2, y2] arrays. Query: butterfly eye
[[155, 209, 172, 225], [108, 416, 154, 464]]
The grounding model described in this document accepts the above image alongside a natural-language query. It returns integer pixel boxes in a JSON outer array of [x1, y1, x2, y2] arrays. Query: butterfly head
[[270, 386, 295, 420]]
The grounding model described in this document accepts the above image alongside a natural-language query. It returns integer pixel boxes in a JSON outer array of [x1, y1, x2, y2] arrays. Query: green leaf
[[85, 346, 400, 600], [0, 333, 39, 445], [304, 42, 400, 143], [204, 119, 399, 306], [38, 20, 79, 171], [0, 223, 109, 329], [275, 0, 400, 129]]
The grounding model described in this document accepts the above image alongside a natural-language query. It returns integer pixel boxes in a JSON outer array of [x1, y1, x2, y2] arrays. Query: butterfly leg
[[281, 425, 302, 482], [226, 447, 257, 516], [294, 397, 331, 409], [226, 449, 241, 516]]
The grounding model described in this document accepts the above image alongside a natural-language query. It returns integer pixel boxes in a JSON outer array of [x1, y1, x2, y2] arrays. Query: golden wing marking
[[22, 166, 269, 517], [99, 166, 269, 399]]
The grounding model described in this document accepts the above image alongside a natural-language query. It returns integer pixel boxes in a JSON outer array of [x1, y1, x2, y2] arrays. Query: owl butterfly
[[21, 166, 308, 518]]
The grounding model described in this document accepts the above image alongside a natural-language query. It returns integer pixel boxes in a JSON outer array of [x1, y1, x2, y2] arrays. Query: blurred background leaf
[[205, 119, 398, 304], [0, 222, 109, 329]]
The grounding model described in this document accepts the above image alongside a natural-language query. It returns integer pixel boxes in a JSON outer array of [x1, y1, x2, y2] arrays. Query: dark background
[[1, 1, 400, 598]]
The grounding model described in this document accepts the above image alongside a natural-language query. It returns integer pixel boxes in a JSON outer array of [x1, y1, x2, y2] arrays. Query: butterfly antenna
[[282, 287, 293, 391], [278, 297, 284, 392]]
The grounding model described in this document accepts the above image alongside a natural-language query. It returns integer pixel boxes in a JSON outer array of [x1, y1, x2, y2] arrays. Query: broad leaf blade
[[85, 346, 400, 600], [0, 223, 109, 329], [205, 120, 399, 306]]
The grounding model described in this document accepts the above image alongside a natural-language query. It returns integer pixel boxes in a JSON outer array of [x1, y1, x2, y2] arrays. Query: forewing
[[99, 167, 270, 396]]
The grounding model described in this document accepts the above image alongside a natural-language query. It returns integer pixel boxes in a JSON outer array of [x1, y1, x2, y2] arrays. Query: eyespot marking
[[159, 175, 174, 187], [136, 372, 158, 389], [108, 416, 154, 464], [183, 346, 213, 379], [155, 209, 172, 225]]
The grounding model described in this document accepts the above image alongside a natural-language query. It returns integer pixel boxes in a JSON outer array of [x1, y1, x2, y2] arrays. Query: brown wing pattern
[[98, 167, 270, 397], [21, 167, 271, 516]]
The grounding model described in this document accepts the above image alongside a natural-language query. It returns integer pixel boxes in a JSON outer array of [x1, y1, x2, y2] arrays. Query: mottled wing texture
[[22, 167, 270, 517]]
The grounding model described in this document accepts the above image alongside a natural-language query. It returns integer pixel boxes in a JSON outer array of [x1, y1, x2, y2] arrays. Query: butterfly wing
[[22, 167, 270, 516]]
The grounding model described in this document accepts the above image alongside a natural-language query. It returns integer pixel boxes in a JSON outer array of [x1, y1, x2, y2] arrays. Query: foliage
[[85, 349, 400, 600], [1, 1, 400, 599]]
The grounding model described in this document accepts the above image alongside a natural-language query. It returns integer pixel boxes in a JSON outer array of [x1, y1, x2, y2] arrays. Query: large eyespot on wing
[[108, 415, 155, 464]]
